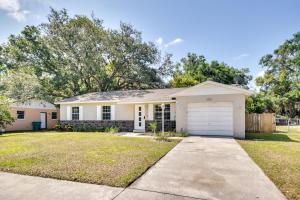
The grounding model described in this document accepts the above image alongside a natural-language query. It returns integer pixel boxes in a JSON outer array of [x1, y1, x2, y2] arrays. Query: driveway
[[0, 136, 286, 200], [116, 136, 286, 200]]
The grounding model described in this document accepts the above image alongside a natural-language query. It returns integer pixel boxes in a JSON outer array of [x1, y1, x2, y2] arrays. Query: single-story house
[[56, 81, 252, 138], [5, 100, 59, 132]]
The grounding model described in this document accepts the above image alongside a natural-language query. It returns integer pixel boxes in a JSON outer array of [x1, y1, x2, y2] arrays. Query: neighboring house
[[5, 100, 59, 132], [56, 81, 252, 138]]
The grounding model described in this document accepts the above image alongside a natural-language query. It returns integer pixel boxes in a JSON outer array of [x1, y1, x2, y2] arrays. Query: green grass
[[0, 131, 179, 187], [238, 126, 300, 200]]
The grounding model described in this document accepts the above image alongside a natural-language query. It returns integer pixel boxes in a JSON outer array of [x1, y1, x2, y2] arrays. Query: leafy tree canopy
[[170, 53, 252, 88], [0, 96, 14, 129], [255, 32, 300, 117], [0, 8, 173, 102]]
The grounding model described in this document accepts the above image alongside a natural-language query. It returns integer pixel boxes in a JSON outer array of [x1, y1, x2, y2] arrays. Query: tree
[[0, 96, 14, 132], [256, 32, 300, 117], [0, 68, 43, 102], [246, 94, 277, 114], [170, 53, 252, 88], [0, 8, 172, 102]]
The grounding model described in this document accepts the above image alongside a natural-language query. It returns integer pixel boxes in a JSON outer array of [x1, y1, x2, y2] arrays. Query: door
[[40, 112, 47, 129], [134, 105, 145, 131], [187, 102, 233, 136]]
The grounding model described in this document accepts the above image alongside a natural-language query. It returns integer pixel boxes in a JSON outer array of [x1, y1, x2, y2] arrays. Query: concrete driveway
[[116, 136, 286, 200]]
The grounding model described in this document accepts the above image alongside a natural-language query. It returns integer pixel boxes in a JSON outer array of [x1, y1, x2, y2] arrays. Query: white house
[[56, 81, 252, 138]]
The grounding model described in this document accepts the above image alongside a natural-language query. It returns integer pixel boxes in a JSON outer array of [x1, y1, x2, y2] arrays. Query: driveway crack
[[129, 187, 211, 200]]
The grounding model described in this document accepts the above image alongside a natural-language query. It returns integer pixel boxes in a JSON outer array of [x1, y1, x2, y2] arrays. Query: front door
[[40, 112, 47, 129], [134, 104, 145, 132]]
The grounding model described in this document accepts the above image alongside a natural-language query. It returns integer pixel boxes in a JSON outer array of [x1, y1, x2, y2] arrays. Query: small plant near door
[[149, 121, 157, 135]]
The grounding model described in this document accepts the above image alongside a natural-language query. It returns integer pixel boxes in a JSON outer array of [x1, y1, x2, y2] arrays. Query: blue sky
[[0, 0, 300, 88]]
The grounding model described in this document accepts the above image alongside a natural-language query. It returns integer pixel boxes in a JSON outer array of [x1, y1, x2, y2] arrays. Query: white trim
[[96, 105, 102, 120], [66, 106, 71, 120], [117, 100, 176, 104], [79, 106, 83, 120], [111, 105, 115, 120], [55, 100, 120, 105], [57, 100, 175, 105]]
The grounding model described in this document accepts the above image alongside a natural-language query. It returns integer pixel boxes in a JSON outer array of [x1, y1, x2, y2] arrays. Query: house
[[5, 100, 59, 132], [56, 81, 252, 138]]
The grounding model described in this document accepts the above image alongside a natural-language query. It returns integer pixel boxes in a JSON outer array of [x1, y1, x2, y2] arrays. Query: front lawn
[[0, 132, 179, 187], [238, 126, 300, 200]]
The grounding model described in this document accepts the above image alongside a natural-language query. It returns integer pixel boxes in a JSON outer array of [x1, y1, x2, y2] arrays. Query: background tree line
[[0, 8, 299, 129]]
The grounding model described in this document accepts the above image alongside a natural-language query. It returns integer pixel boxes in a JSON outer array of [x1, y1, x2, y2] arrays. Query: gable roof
[[172, 81, 253, 96], [56, 81, 253, 104], [12, 100, 57, 109], [56, 88, 186, 104]]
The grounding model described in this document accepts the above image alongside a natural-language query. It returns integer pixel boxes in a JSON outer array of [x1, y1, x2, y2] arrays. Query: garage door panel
[[187, 102, 233, 136], [188, 122, 233, 125], [188, 130, 233, 136], [188, 108, 232, 112], [188, 127, 233, 131]]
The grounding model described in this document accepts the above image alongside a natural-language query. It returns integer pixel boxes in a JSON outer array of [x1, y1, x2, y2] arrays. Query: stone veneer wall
[[60, 120, 134, 132], [145, 120, 176, 132]]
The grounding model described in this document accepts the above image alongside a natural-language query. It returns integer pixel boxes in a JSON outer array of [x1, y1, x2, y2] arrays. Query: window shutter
[[96, 105, 102, 120], [111, 105, 115, 120], [67, 106, 71, 120], [79, 106, 83, 120], [148, 104, 154, 120]]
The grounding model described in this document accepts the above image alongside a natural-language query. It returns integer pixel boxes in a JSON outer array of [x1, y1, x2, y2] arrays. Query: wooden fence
[[245, 113, 276, 133]]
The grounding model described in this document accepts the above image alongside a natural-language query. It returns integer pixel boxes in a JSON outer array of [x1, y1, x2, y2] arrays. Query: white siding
[[148, 104, 154, 120], [66, 106, 71, 120]]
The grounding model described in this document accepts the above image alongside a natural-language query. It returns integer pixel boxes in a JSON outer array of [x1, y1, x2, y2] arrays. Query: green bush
[[64, 124, 73, 131], [149, 122, 157, 134], [104, 127, 120, 134], [54, 123, 62, 130]]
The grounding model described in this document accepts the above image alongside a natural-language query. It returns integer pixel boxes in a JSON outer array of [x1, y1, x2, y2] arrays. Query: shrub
[[149, 122, 157, 134], [104, 127, 120, 134], [54, 123, 62, 130], [64, 124, 73, 131]]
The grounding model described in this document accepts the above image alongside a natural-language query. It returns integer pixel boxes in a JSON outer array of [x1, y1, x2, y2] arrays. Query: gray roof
[[57, 88, 187, 104]]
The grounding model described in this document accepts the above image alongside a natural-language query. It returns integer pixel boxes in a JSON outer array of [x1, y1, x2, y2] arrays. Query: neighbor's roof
[[56, 88, 187, 104], [12, 100, 57, 109]]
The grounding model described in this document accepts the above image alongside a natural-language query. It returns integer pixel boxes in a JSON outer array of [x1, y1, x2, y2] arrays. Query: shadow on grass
[[245, 133, 299, 142]]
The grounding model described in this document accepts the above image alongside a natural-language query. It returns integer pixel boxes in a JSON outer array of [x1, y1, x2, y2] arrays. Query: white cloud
[[233, 53, 250, 61], [164, 38, 183, 48], [155, 37, 163, 46], [0, 0, 30, 21], [155, 37, 183, 49]]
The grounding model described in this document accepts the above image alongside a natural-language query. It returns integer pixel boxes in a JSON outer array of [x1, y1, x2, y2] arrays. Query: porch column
[[148, 104, 154, 120]]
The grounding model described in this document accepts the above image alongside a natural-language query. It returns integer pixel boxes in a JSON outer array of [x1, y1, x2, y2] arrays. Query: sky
[[0, 0, 300, 88]]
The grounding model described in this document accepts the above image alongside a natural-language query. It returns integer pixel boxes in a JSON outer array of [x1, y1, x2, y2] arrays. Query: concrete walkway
[[0, 137, 286, 200], [0, 172, 123, 200], [116, 136, 287, 200]]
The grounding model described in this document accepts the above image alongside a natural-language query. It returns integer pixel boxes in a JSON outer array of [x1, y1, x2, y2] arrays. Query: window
[[102, 106, 111, 120], [72, 107, 79, 120], [154, 104, 170, 121], [51, 112, 57, 120], [17, 111, 25, 119]]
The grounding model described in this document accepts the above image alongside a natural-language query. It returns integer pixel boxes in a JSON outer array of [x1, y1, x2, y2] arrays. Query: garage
[[187, 102, 234, 136]]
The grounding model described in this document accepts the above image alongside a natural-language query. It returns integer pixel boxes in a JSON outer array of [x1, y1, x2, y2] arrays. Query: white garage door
[[187, 102, 233, 136]]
